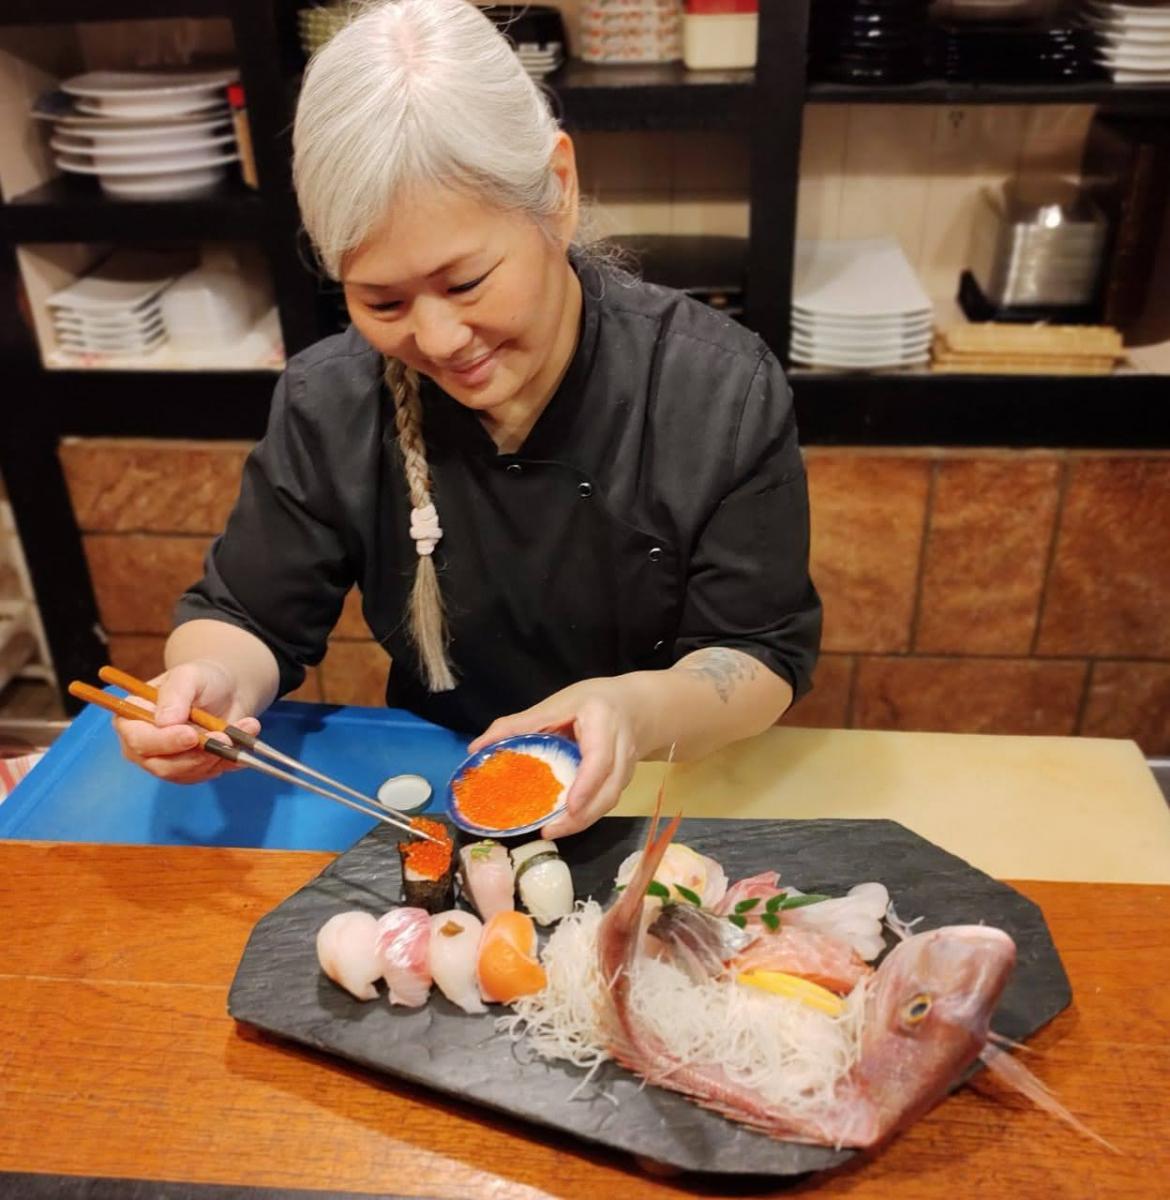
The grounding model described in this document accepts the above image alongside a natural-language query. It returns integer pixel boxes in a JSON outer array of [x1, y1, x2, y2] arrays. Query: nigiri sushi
[[510, 839, 574, 926], [458, 839, 514, 921], [316, 911, 382, 1000], [375, 907, 432, 1007], [397, 816, 455, 913], [477, 910, 547, 1004], [428, 909, 486, 1014]]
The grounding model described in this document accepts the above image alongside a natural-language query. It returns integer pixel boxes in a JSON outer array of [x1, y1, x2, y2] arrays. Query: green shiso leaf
[[734, 897, 761, 914], [779, 893, 830, 910], [646, 880, 670, 899], [674, 885, 702, 906]]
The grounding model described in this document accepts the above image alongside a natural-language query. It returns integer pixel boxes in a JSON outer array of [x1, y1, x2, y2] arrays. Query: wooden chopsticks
[[68, 668, 440, 843]]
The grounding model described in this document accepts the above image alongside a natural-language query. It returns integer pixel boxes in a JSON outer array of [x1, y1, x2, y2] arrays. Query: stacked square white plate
[[46, 69, 239, 199], [791, 238, 934, 370], [1082, 1, 1170, 82], [46, 250, 191, 359]]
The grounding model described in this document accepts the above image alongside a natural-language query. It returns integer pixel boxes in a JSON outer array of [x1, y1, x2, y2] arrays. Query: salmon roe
[[398, 816, 453, 880], [454, 750, 561, 829]]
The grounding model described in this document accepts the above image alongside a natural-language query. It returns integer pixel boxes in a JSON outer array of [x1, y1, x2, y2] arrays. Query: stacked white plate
[[515, 41, 566, 78], [46, 250, 190, 358], [791, 238, 934, 370], [48, 70, 239, 199], [1082, 1, 1170, 81]]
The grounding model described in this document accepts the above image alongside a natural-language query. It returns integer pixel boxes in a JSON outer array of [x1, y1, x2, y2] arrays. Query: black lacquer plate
[[228, 817, 1071, 1178]]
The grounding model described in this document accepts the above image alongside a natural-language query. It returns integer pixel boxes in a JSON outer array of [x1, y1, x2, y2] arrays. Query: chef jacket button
[[648, 546, 663, 563], [578, 481, 593, 498], [505, 463, 522, 475]]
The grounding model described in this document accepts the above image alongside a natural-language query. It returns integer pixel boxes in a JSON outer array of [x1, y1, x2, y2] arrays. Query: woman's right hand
[[112, 659, 262, 784]]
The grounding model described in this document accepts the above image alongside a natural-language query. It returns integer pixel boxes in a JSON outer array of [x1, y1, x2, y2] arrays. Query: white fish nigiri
[[458, 840, 514, 921], [510, 839, 574, 925], [428, 909, 486, 1014], [316, 911, 382, 1000], [375, 907, 432, 1007]]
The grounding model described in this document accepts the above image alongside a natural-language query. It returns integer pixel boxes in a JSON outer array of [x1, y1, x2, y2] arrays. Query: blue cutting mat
[[0, 697, 470, 850]]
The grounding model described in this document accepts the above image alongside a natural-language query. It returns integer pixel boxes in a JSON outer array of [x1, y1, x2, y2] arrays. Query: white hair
[[292, 0, 572, 694], [293, 0, 565, 279]]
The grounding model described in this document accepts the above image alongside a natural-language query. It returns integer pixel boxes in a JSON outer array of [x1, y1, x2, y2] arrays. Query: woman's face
[[342, 141, 580, 419]]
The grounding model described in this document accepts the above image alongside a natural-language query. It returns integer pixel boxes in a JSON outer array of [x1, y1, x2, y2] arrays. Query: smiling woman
[[110, 0, 824, 842]]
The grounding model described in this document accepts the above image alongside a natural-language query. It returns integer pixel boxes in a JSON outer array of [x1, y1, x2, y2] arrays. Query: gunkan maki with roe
[[397, 815, 455, 913]]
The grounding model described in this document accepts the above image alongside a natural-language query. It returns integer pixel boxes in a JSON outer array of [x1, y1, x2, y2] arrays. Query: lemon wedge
[[736, 970, 845, 1016]]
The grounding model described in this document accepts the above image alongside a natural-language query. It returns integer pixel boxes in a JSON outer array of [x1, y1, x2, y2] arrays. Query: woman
[[115, 0, 821, 839]]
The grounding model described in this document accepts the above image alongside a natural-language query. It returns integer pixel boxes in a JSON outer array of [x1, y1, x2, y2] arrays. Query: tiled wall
[[59, 438, 1170, 755]]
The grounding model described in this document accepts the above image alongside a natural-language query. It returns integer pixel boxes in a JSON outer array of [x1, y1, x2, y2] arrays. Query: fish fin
[[979, 1045, 1120, 1154], [987, 1029, 1041, 1056], [606, 766, 681, 931]]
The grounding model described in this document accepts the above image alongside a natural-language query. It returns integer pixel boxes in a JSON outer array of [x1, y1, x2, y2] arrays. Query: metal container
[[968, 178, 1108, 307]]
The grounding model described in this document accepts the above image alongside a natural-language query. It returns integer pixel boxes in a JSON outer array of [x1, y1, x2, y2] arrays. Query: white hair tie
[[410, 502, 443, 557]]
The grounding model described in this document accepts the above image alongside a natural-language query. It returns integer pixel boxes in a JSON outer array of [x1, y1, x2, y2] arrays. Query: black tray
[[228, 817, 1072, 1179]]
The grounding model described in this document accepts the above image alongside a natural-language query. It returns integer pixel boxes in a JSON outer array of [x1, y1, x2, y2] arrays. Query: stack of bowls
[[932, 21, 1103, 82], [48, 69, 238, 200], [808, 0, 934, 84], [1082, 0, 1170, 82], [790, 238, 934, 370]]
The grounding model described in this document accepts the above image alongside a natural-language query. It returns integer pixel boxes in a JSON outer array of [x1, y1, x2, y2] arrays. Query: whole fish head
[[853, 925, 1016, 1143]]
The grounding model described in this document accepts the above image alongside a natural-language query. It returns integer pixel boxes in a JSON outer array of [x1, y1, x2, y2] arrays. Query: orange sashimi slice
[[477, 910, 547, 1004]]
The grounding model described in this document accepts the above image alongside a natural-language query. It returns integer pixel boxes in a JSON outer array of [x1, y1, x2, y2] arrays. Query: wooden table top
[[1, 838, 1167, 1199]]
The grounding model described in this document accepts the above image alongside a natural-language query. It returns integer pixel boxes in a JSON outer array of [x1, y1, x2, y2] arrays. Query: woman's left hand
[[467, 676, 646, 839]]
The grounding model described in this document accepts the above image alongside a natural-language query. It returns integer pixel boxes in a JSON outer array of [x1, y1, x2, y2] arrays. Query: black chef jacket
[[175, 259, 822, 735]]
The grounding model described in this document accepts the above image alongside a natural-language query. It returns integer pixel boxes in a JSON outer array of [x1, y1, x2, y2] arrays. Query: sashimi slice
[[732, 926, 872, 994], [478, 910, 546, 1003], [375, 907, 432, 1007]]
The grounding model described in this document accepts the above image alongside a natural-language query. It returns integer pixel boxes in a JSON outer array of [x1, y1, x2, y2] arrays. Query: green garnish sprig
[[727, 890, 830, 931]]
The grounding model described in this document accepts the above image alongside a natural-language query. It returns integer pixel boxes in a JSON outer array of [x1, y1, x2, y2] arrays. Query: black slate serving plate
[[228, 817, 1072, 1178]]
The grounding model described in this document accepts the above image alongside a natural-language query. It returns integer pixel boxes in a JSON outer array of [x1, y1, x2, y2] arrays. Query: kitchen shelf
[[791, 370, 1170, 448], [0, 177, 266, 244], [38, 368, 276, 439], [548, 60, 755, 132], [806, 78, 1170, 111]]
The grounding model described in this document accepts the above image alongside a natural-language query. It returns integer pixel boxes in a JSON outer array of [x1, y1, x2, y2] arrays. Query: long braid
[[386, 357, 457, 692]]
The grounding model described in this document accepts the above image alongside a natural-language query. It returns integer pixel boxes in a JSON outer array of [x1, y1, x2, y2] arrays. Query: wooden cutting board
[[614, 727, 1170, 884]]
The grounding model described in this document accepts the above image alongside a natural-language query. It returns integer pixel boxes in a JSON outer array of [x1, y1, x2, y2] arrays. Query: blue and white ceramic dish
[[446, 733, 581, 838]]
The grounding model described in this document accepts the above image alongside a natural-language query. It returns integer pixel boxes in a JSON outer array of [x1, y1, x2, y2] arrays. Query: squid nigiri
[[316, 911, 382, 1001], [375, 907, 432, 1007], [458, 839, 514, 921], [428, 909, 486, 1014], [477, 909, 547, 1004]]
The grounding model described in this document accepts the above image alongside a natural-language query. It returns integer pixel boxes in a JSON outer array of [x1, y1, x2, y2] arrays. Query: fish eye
[[903, 993, 932, 1024]]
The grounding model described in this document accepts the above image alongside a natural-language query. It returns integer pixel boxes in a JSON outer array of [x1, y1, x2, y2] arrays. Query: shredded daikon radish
[[497, 900, 612, 1070], [501, 898, 866, 1120], [627, 956, 865, 1114]]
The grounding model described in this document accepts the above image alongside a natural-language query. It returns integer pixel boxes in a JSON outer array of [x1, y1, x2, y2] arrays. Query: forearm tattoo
[[675, 648, 760, 704]]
